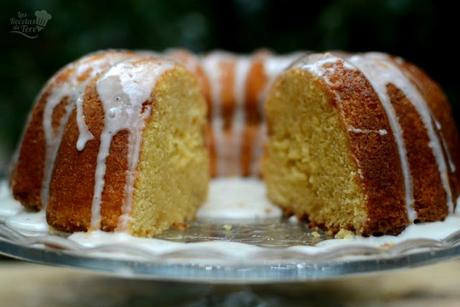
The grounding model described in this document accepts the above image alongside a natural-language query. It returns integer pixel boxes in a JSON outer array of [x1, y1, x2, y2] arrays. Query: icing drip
[[348, 53, 454, 216], [91, 57, 174, 230], [298, 53, 355, 85], [232, 56, 251, 176], [297, 53, 357, 109], [41, 52, 130, 208], [75, 95, 94, 150], [345, 55, 415, 221], [201, 52, 227, 176], [249, 123, 266, 176], [441, 135, 456, 173], [263, 53, 306, 82], [348, 127, 388, 136], [41, 82, 75, 208], [298, 53, 416, 221], [4, 179, 460, 258], [197, 177, 282, 219], [434, 119, 456, 173]]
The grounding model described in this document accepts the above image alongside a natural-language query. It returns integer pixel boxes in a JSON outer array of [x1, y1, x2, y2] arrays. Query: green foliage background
[[1, 0, 459, 163]]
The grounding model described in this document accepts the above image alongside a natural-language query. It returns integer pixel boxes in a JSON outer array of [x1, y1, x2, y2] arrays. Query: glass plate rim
[[1, 231, 460, 283]]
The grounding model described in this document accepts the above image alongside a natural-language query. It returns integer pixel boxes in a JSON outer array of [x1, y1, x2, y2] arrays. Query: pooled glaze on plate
[[1, 178, 460, 259]]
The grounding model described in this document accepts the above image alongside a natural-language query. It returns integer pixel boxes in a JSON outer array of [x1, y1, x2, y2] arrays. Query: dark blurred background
[[1, 0, 459, 169]]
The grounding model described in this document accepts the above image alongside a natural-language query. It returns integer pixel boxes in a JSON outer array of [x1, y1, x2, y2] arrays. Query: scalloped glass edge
[[2, 178, 460, 281], [1, 229, 460, 282]]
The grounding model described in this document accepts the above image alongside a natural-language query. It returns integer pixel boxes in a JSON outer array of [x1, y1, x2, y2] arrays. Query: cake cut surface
[[264, 67, 368, 233], [127, 66, 209, 236]]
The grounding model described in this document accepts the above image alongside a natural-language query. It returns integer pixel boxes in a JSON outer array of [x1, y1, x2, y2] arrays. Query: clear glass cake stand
[[1, 217, 460, 283]]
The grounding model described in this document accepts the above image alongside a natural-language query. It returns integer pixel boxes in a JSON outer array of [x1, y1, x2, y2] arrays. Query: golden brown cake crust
[[47, 81, 103, 232], [11, 51, 135, 213], [311, 61, 409, 235], [46, 59, 210, 234], [267, 53, 460, 235], [397, 60, 460, 210], [386, 84, 447, 222], [99, 130, 129, 231], [47, 64, 156, 233], [10, 67, 74, 211]]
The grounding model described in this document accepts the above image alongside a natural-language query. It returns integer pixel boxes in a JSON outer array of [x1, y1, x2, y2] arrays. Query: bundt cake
[[10, 50, 209, 236], [263, 52, 460, 235], [9, 49, 460, 237]]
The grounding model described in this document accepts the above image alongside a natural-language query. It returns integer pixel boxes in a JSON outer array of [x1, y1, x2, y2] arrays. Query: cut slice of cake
[[263, 53, 459, 235], [11, 52, 209, 237]]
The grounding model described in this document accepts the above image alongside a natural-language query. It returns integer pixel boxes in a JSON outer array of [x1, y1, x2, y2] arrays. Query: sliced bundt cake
[[9, 49, 460, 237], [263, 52, 460, 235], [11, 51, 209, 236]]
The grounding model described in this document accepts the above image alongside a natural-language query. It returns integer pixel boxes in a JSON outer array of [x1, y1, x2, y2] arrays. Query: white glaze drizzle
[[75, 94, 94, 151], [441, 135, 456, 173], [197, 177, 282, 219], [74, 53, 134, 151], [249, 124, 266, 177], [89, 56, 174, 230], [297, 53, 355, 87], [434, 119, 456, 173], [296, 53, 416, 221], [348, 53, 454, 215], [41, 82, 75, 207], [348, 127, 388, 136], [41, 52, 130, 208], [231, 56, 251, 176], [263, 52, 306, 82], [346, 54, 414, 220], [3, 178, 460, 256], [201, 52, 228, 176]]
